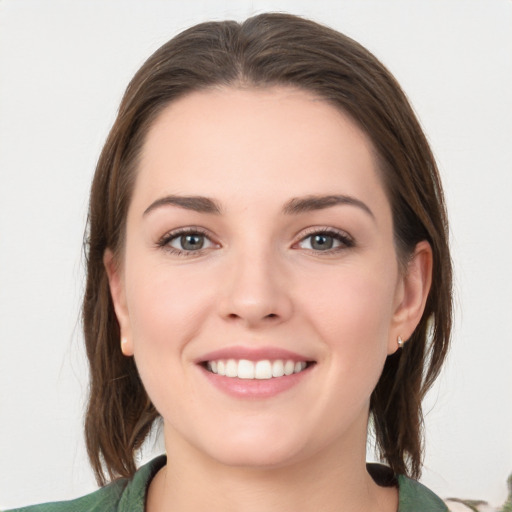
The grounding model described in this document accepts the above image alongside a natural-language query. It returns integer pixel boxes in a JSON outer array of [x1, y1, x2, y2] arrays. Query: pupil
[[181, 234, 204, 250], [312, 234, 333, 250]]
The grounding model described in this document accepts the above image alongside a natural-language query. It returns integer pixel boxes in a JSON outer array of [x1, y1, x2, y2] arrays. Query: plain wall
[[1, 0, 511, 508]]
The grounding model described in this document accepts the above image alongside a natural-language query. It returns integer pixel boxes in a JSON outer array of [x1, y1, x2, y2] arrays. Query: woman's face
[[107, 87, 428, 469]]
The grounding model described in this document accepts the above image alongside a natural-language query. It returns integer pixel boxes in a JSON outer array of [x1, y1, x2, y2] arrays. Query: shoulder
[[397, 474, 449, 512], [367, 463, 448, 512], [2, 481, 127, 512], [2, 456, 166, 512]]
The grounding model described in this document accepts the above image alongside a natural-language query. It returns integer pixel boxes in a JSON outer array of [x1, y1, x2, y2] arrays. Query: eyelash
[[157, 227, 215, 257], [156, 226, 355, 256], [294, 227, 355, 254]]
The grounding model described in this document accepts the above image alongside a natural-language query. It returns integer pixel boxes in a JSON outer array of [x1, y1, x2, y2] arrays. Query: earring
[[397, 335, 404, 348], [121, 337, 129, 354]]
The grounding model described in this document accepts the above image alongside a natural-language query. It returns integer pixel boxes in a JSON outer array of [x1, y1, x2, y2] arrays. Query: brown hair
[[83, 12, 452, 485]]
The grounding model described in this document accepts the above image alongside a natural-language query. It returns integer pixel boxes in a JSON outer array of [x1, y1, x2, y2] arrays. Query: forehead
[[134, 86, 388, 212]]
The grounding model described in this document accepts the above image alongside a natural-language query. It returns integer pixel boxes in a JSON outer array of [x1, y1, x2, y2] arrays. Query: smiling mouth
[[203, 359, 313, 380]]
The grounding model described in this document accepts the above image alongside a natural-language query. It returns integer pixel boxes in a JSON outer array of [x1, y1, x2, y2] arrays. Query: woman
[[7, 12, 452, 512]]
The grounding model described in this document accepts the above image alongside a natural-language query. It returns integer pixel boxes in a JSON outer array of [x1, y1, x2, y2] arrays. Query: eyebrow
[[143, 195, 222, 216], [143, 193, 374, 219], [283, 194, 375, 219]]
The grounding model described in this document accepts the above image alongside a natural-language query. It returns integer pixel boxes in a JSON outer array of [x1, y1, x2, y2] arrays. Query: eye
[[158, 228, 216, 255], [297, 229, 354, 252], [170, 233, 209, 251]]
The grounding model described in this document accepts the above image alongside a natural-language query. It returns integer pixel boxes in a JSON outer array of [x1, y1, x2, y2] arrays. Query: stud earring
[[397, 335, 404, 348], [121, 337, 129, 354]]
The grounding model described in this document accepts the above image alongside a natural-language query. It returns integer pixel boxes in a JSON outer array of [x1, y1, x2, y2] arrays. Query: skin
[[105, 86, 432, 512]]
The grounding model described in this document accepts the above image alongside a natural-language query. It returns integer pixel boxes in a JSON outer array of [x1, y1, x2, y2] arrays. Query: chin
[[207, 441, 305, 470], [182, 419, 312, 470]]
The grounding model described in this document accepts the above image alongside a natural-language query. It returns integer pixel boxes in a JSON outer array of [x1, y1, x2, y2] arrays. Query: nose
[[218, 247, 293, 328]]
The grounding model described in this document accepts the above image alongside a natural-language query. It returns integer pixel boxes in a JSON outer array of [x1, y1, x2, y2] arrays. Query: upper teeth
[[207, 359, 307, 380]]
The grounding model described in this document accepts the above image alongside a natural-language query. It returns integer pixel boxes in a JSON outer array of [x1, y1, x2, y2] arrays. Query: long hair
[[83, 12, 452, 485]]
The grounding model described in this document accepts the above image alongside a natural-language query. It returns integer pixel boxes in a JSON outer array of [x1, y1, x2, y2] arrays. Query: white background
[[1, 0, 511, 509]]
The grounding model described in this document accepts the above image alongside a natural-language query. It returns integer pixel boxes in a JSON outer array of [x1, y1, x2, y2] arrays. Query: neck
[[146, 426, 397, 512]]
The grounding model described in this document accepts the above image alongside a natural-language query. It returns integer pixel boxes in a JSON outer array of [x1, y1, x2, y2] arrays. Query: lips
[[197, 346, 315, 398]]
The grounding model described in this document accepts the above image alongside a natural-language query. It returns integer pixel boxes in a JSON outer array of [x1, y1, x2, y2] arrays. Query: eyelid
[[156, 226, 219, 256], [293, 226, 355, 251]]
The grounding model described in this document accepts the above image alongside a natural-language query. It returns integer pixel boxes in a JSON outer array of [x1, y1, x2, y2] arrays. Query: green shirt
[[4, 456, 448, 511]]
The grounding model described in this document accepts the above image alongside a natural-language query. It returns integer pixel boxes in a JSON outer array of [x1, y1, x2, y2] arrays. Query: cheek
[[303, 263, 396, 337], [125, 258, 214, 340], [299, 263, 397, 383], [123, 257, 218, 401], [123, 259, 218, 415]]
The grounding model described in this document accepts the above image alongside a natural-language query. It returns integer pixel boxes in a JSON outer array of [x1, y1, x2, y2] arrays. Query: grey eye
[[300, 234, 337, 251], [181, 234, 204, 250], [169, 233, 213, 251], [297, 230, 353, 252], [309, 234, 334, 250]]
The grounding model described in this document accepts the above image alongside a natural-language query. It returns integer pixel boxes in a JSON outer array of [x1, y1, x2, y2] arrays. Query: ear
[[103, 249, 134, 356], [388, 240, 433, 354]]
